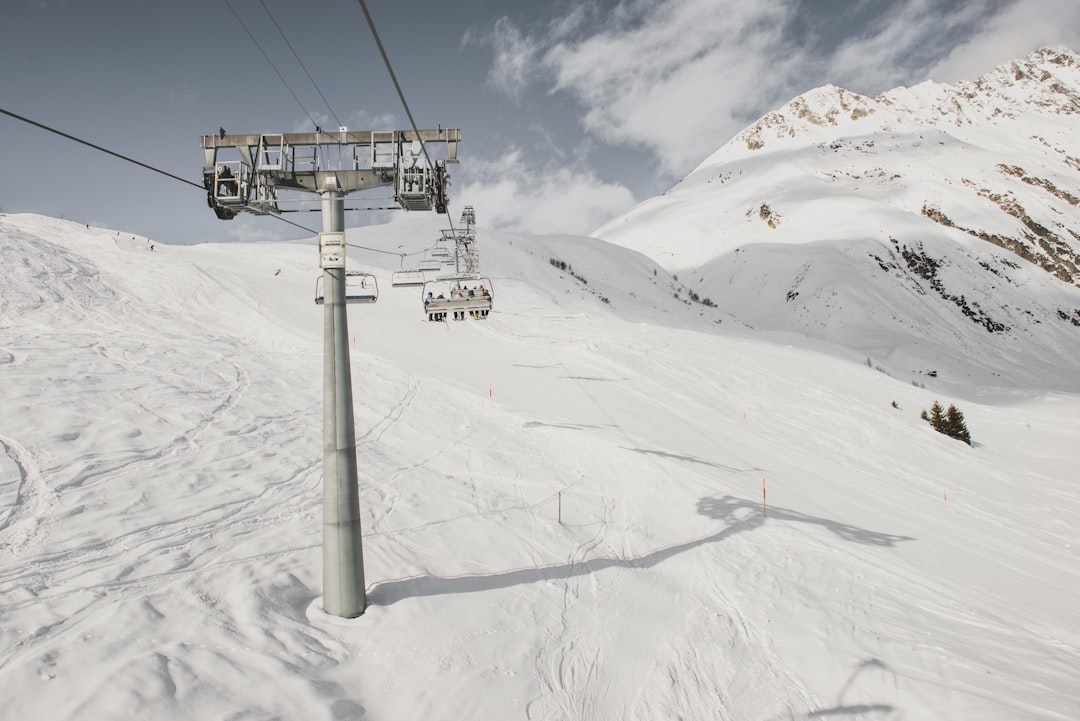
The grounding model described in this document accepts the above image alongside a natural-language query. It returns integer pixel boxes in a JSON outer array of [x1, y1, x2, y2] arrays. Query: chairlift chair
[[421, 275, 493, 322], [314, 271, 379, 305], [391, 254, 425, 287], [391, 269, 425, 287]]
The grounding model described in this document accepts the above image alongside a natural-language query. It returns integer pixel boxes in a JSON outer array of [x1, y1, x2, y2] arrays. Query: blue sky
[[1, 0, 1077, 244]]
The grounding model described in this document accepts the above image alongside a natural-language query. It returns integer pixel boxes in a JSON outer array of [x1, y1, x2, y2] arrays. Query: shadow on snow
[[367, 495, 913, 607]]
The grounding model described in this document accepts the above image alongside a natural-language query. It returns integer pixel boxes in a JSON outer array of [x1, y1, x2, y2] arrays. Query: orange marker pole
[[762, 477, 767, 516]]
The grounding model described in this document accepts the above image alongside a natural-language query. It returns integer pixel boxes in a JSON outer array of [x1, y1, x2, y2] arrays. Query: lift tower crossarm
[[200, 127, 461, 151], [201, 127, 459, 219]]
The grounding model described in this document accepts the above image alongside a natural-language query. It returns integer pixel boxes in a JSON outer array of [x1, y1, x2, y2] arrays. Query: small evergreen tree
[[924, 401, 946, 430], [922, 401, 972, 445], [943, 404, 972, 445]]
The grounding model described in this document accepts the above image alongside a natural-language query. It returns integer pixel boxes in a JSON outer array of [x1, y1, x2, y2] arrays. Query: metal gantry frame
[[201, 127, 459, 618], [201, 128, 459, 218], [444, 205, 480, 275]]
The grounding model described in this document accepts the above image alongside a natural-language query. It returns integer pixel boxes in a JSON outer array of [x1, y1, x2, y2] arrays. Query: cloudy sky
[[1, 0, 1077, 244]]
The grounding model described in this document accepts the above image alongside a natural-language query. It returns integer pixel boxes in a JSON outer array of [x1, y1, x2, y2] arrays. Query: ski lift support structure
[[442, 205, 480, 275], [201, 126, 460, 619]]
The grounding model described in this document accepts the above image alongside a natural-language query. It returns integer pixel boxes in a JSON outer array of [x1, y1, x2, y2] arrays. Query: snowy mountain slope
[[1, 213, 1078, 721], [594, 47, 1080, 393]]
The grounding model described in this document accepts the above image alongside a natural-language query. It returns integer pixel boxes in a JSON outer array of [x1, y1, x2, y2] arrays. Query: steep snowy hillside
[[2, 213, 1079, 721], [594, 47, 1080, 393]]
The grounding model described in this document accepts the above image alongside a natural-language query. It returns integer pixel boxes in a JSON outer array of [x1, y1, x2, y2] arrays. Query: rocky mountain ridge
[[723, 47, 1079, 158], [593, 47, 1080, 392]]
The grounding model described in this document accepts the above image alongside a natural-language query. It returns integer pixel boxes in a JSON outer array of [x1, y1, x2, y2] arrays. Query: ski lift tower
[[442, 205, 480, 275], [200, 127, 460, 618]]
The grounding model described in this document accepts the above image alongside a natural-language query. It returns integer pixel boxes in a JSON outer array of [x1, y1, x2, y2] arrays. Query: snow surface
[[1, 211, 1078, 720]]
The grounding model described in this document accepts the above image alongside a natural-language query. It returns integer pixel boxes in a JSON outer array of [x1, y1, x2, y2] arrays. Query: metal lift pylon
[[201, 128, 460, 618]]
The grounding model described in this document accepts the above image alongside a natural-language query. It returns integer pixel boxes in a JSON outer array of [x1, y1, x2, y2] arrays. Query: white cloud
[[535, 0, 805, 175], [346, 109, 398, 130], [291, 110, 397, 134], [457, 148, 636, 235], [825, 0, 1080, 90], [926, 0, 1080, 82], [477, 0, 1078, 189], [486, 16, 541, 99], [825, 0, 999, 93], [478, 0, 816, 175]]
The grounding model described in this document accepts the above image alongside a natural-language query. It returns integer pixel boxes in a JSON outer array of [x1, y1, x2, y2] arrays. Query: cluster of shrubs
[[686, 289, 716, 307], [921, 401, 972, 445], [549, 257, 588, 285]]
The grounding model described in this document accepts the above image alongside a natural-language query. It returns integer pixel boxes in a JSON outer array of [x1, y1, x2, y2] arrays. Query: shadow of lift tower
[[200, 127, 461, 618]]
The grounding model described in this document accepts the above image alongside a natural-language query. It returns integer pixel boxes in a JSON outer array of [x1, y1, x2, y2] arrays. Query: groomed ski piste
[[1, 212, 1078, 720]]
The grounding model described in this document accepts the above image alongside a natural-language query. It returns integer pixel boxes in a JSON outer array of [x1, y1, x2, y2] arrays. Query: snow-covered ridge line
[[719, 46, 1080, 161]]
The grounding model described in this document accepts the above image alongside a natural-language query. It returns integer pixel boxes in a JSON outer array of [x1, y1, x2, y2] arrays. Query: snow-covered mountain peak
[[708, 46, 1080, 166], [726, 83, 879, 158], [594, 46, 1080, 391], [965, 45, 1080, 113]]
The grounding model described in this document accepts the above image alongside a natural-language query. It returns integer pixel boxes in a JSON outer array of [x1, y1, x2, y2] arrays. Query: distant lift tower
[[442, 205, 480, 275], [200, 127, 461, 618]]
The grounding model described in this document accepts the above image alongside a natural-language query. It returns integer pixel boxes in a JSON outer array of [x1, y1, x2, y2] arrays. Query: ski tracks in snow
[[57, 355, 249, 494], [515, 317, 821, 719], [528, 502, 612, 721], [0, 434, 58, 557]]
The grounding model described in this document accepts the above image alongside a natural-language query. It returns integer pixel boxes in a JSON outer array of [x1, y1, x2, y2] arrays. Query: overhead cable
[[0, 105, 203, 189], [0, 105, 317, 236], [356, 0, 456, 233], [260, 0, 344, 130], [344, 242, 422, 256], [224, 0, 321, 131]]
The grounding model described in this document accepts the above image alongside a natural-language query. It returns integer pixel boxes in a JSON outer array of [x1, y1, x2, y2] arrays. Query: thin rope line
[[0, 106, 317, 235], [0, 106, 202, 189], [224, 0, 320, 130], [355, 0, 456, 233]]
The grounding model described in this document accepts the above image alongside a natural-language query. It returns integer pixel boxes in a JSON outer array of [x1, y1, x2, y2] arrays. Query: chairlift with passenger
[[422, 275, 493, 322], [314, 271, 379, 305]]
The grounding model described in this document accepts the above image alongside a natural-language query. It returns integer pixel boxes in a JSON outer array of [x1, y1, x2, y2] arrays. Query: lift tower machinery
[[201, 127, 460, 618]]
